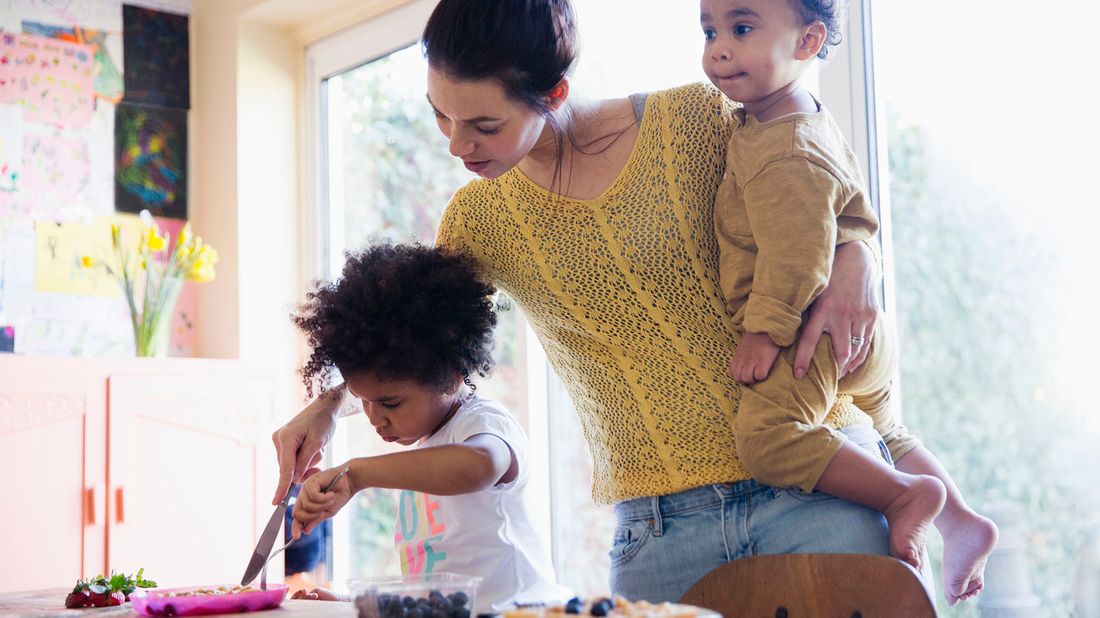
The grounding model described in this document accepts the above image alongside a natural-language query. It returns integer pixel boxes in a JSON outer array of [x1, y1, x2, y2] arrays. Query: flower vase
[[134, 277, 183, 358]]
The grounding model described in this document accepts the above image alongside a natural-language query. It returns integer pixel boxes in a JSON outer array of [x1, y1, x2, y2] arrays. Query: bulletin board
[[0, 0, 194, 357]]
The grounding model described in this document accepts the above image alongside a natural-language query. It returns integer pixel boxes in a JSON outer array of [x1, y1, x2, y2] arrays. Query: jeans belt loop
[[650, 495, 664, 537]]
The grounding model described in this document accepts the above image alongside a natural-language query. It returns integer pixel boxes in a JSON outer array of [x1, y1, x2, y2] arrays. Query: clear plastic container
[[349, 573, 482, 618]]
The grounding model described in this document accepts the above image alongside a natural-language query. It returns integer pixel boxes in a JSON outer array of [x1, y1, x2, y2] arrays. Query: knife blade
[[240, 465, 351, 586], [240, 488, 292, 586]]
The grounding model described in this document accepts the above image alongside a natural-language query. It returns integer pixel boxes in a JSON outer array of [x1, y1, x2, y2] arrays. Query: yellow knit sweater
[[437, 82, 869, 505]]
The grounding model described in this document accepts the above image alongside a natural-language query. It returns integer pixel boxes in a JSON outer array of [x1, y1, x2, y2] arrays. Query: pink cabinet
[[0, 356, 281, 593]]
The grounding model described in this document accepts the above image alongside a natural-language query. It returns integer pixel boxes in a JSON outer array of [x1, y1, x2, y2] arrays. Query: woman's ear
[[546, 78, 570, 111], [795, 22, 827, 60]]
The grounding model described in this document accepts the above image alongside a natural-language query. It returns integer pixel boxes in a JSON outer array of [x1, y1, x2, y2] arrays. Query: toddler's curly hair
[[292, 242, 497, 398], [795, 0, 844, 59]]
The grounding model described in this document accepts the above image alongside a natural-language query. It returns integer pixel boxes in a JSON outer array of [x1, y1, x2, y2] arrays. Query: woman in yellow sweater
[[274, 0, 892, 603]]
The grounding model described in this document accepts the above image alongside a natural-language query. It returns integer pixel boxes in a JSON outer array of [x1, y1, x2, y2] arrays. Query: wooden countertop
[[0, 588, 355, 617]]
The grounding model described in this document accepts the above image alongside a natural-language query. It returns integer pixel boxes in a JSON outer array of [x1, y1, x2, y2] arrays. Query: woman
[[274, 0, 889, 602]]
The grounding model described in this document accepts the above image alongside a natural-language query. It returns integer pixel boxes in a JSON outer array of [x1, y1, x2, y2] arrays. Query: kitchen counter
[[0, 588, 355, 617]]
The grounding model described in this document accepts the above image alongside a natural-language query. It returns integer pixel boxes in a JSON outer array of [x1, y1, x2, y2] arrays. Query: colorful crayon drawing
[[0, 104, 20, 191], [114, 101, 186, 218], [122, 4, 189, 109], [0, 31, 96, 127], [22, 133, 91, 221], [23, 20, 124, 104], [0, 325, 14, 352]]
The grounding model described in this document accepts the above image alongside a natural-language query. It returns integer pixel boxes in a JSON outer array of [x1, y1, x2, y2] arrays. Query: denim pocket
[[772, 485, 838, 503], [608, 518, 654, 567]]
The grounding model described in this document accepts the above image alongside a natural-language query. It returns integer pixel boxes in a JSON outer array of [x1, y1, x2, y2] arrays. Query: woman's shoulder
[[437, 178, 502, 245], [646, 81, 735, 112], [632, 81, 738, 138]]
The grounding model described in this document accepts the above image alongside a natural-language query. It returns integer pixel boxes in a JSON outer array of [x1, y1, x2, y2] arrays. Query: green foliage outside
[[886, 110, 1095, 617]]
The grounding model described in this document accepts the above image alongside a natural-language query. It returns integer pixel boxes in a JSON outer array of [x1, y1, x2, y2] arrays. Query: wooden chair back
[[679, 553, 937, 617]]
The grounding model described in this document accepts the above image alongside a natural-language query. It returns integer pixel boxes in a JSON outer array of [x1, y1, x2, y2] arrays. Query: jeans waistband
[[613, 480, 772, 523]]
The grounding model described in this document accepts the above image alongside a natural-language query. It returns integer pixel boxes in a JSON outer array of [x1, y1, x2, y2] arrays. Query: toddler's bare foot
[[883, 475, 946, 569], [938, 511, 998, 605]]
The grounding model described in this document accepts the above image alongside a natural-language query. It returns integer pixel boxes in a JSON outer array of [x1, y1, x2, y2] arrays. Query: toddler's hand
[[729, 331, 781, 384], [291, 464, 354, 538], [290, 587, 347, 601]]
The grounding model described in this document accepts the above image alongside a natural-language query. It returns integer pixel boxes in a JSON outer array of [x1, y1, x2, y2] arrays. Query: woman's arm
[[270, 385, 346, 504], [792, 240, 881, 378]]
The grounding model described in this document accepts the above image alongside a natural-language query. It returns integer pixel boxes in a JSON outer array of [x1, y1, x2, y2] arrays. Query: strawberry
[[64, 590, 90, 609]]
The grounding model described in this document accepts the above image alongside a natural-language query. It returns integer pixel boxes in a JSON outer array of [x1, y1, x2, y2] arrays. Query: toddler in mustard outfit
[[701, 0, 997, 605]]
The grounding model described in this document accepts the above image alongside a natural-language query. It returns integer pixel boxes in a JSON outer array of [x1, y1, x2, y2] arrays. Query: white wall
[[189, 0, 421, 418]]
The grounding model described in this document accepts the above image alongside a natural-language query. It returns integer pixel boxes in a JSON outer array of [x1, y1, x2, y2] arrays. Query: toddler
[[287, 242, 572, 613], [702, 0, 998, 605]]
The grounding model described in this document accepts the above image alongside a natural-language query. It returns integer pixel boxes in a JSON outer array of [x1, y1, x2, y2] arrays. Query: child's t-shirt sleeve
[[449, 402, 529, 491]]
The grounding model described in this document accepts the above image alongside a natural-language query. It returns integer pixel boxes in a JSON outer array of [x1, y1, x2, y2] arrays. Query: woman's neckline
[[510, 95, 649, 204]]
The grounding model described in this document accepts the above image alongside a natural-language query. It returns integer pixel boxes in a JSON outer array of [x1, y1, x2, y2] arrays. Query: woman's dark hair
[[422, 0, 577, 117], [794, 0, 844, 59], [292, 242, 497, 398], [422, 0, 629, 195]]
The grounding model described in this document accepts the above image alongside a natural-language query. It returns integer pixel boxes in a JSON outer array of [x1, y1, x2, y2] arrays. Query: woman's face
[[426, 67, 548, 180]]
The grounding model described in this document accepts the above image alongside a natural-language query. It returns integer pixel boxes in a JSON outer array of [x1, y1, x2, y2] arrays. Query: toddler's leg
[[895, 447, 998, 606], [815, 442, 946, 570], [828, 320, 948, 569]]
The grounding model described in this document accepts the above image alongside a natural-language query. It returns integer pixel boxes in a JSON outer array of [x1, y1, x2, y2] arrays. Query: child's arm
[[290, 434, 514, 537], [739, 158, 845, 349]]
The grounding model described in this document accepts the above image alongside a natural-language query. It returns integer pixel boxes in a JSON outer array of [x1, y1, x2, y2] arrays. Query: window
[[870, 1, 1100, 615]]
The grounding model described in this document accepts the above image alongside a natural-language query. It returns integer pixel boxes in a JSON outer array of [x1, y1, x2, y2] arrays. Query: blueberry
[[430, 610, 448, 618], [565, 598, 583, 615], [404, 596, 418, 608], [590, 599, 613, 617], [449, 592, 469, 607], [452, 608, 471, 618]]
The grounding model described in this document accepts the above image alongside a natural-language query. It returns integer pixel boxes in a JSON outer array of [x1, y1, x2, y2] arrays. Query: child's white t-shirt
[[392, 394, 573, 613]]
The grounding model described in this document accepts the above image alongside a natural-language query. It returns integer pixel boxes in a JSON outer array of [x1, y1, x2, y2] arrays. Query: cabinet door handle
[[115, 486, 125, 524], [85, 486, 96, 526]]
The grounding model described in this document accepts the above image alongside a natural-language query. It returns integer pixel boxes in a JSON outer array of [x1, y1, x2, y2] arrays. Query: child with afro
[[287, 242, 571, 613]]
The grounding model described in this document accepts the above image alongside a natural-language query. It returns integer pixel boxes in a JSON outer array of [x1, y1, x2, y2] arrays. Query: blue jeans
[[609, 424, 892, 603]]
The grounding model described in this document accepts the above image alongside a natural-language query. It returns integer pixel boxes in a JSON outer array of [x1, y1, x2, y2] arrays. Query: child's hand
[[290, 587, 348, 602], [729, 331, 781, 384], [291, 464, 355, 538]]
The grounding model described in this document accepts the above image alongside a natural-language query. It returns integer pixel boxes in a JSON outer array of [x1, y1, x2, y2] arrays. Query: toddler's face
[[700, 0, 810, 105], [345, 372, 462, 446]]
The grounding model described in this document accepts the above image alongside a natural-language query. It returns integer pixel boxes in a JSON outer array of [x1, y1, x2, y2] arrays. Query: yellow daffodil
[[187, 258, 217, 283], [95, 209, 218, 356], [144, 226, 167, 252]]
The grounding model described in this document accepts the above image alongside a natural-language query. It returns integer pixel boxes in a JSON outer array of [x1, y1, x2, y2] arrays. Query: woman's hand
[[272, 386, 346, 504], [793, 241, 881, 378], [290, 464, 355, 538]]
